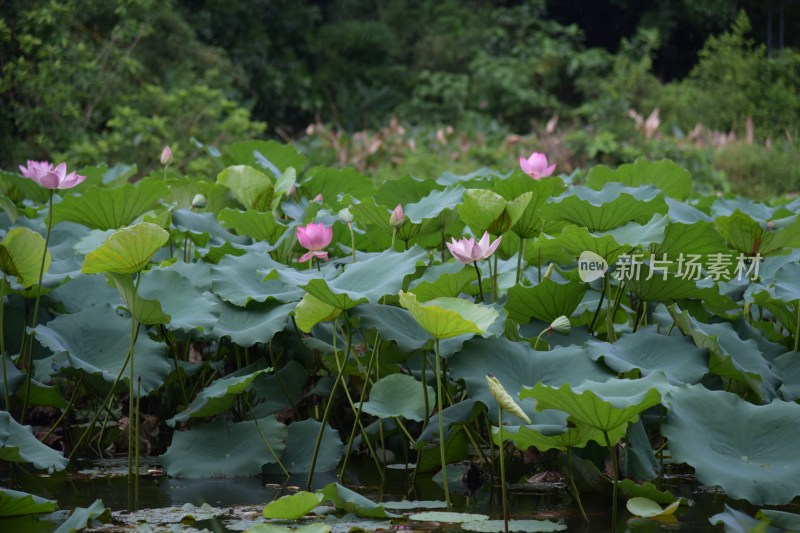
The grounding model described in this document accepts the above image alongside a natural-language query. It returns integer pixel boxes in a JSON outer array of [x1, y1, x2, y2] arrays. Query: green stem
[[532, 327, 549, 351], [492, 252, 499, 301], [434, 338, 450, 506], [567, 448, 589, 523], [794, 305, 799, 352], [42, 372, 83, 444], [247, 399, 289, 477], [1, 279, 9, 411], [604, 430, 620, 530], [159, 325, 187, 405], [128, 274, 141, 483], [391, 228, 397, 251], [498, 407, 508, 533], [473, 262, 484, 303], [20, 189, 54, 422], [587, 277, 607, 335], [515, 238, 526, 285], [348, 222, 356, 263]]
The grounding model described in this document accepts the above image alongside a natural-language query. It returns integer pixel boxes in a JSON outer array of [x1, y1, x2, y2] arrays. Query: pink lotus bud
[[297, 222, 333, 262], [313, 194, 323, 203], [390, 204, 405, 228], [160, 146, 174, 166]]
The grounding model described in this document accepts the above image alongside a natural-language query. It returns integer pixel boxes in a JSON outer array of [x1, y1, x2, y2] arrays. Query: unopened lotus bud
[[338, 207, 353, 224], [390, 204, 405, 228], [549, 315, 571, 335], [191, 193, 207, 209], [160, 145, 173, 166], [313, 194, 323, 203], [486, 374, 531, 424]]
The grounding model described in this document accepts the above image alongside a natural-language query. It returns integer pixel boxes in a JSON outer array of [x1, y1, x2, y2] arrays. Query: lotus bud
[[160, 145, 173, 166], [549, 315, 571, 335], [313, 194, 323, 203], [486, 374, 531, 424], [338, 207, 353, 224], [390, 204, 405, 228], [191, 194, 207, 209]]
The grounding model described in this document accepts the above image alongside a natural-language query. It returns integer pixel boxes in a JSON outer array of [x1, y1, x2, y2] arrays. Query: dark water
[[2, 458, 795, 532]]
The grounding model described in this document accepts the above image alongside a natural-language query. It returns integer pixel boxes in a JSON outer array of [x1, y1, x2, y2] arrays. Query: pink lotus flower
[[390, 204, 405, 227], [18, 161, 86, 190], [160, 145, 174, 166], [447, 231, 502, 264], [519, 152, 556, 180], [297, 222, 333, 262]]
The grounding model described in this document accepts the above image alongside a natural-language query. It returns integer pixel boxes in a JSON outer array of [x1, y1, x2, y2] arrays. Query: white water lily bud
[[549, 315, 571, 335], [338, 207, 353, 224], [486, 374, 531, 424], [191, 194, 207, 209]]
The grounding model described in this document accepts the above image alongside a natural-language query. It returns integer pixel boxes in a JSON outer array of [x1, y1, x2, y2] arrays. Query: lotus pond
[[1, 141, 800, 532]]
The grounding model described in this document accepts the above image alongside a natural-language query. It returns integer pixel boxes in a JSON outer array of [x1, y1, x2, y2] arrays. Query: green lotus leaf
[[302, 248, 425, 310], [756, 509, 800, 530], [349, 198, 397, 235], [374, 174, 440, 207], [418, 399, 487, 444], [210, 253, 302, 306], [598, 214, 668, 247], [663, 384, 800, 505], [382, 500, 447, 510], [81, 222, 169, 274], [715, 210, 800, 257], [408, 262, 478, 301], [398, 291, 498, 339], [319, 482, 395, 519], [458, 189, 513, 235], [410, 511, 489, 523], [0, 227, 51, 288], [521, 372, 670, 434], [302, 167, 375, 209], [217, 165, 274, 211], [586, 159, 692, 200], [52, 178, 168, 230], [106, 272, 170, 326], [0, 411, 68, 472], [461, 519, 566, 532], [586, 330, 708, 385], [404, 186, 464, 226], [222, 140, 307, 173], [351, 304, 431, 352], [626, 497, 680, 518], [161, 416, 286, 477], [217, 208, 288, 244], [269, 418, 343, 474], [294, 293, 342, 333], [773, 262, 800, 303], [651, 220, 728, 271], [137, 268, 221, 331], [211, 300, 296, 347], [530, 224, 629, 265], [0, 488, 57, 518], [711, 197, 790, 222], [0, 169, 51, 204], [53, 499, 109, 533], [541, 184, 668, 232], [624, 264, 735, 315], [34, 303, 171, 396], [505, 278, 587, 324], [172, 209, 251, 251], [618, 479, 680, 505], [709, 505, 775, 533], [263, 491, 324, 520], [250, 360, 307, 417], [774, 352, 800, 401], [164, 177, 234, 213], [449, 337, 613, 424], [498, 421, 617, 452], [0, 195, 19, 222], [362, 374, 435, 422], [668, 305, 779, 400], [168, 369, 269, 425], [492, 175, 566, 239]]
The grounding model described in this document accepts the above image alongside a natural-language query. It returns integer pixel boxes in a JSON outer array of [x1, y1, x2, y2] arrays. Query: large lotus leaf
[[137, 268, 221, 331], [361, 374, 435, 422], [374, 174, 440, 207], [773, 352, 800, 401], [716, 210, 800, 257], [53, 498, 109, 533], [294, 294, 342, 333], [457, 189, 510, 235], [491, 175, 566, 239], [0, 488, 57, 518], [711, 197, 790, 222], [0, 411, 68, 472], [773, 262, 800, 303], [222, 140, 307, 173], [0, 227, 51, 287], [302, 167, 374, 208], [664, 384, 800, 505], [505, 278, 587, 324], [668, 305, 779, 400], [498, 421, 621, 452], [540, 184, 668, 232], [302, 248, 426, 310], [217, 165, 274, 211], [0, 169, 51, 204], [398, 291, 498, 340], [263, 491, 324, 520], [530, 225, 629, 265], [651, 221, 728, 271], [269, 418, 343, 474], [164, 177, 234, 213], [586, 330, 708, 384], [756, 509, 800, 530], [626, 497, 680, 518], [709, 505, 778, 533], [665, 198, 713, 224], [418, 399, 487, 444], [461, 519, 565, 532], [404, 186, 464, 226], [52, 179, 168, 230], [350, 304, 432, 352], [407, 261, 477, 301], [217, 208, 288, 244], [250, 360, 307, 416], [598, 214, 668, 247], [161, 416, 286, 477], [211, 300, 296, 347], [211, 253, 302, 306], [34, 303, 171, 395], [449, 336, 613, 424], [624, 264, 735, 314], [82, 222, 169, 274], [586, 159, 692, 200], [521, 372, 671, 434], [48, 273, 119, 313], [751, 290, 798, 335], [168, 369, 269, 425], [319, 483, 395, 519], [350, 198, 398, 236], [107, 272, 170, 326], [172, 209, 250, 250]]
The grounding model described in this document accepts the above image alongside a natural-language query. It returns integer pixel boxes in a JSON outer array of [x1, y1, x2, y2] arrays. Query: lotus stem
[[0, 279, 9, 411], [20, 189, 54, 422], [603, 430, 620, 530], [567, 447, 589, 523], [135, 375, 141, 503], [128, 274, 142, 484], [347, 222, 356, 263], [392, 228, 397, 251], [247, 399, 289, 478], [515, 238, 526, 285], [42, 371, 84, 445], [434, 338, 451, 506], [498, 407, 509, 533], [473, 262, 484, 303], [794, 305, 799, 352]]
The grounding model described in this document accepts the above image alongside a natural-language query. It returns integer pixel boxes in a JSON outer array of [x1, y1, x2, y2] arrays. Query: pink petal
[[542, 163, 556, 177], [484, 235, 502, 258], [298, 251, 315, 262]]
